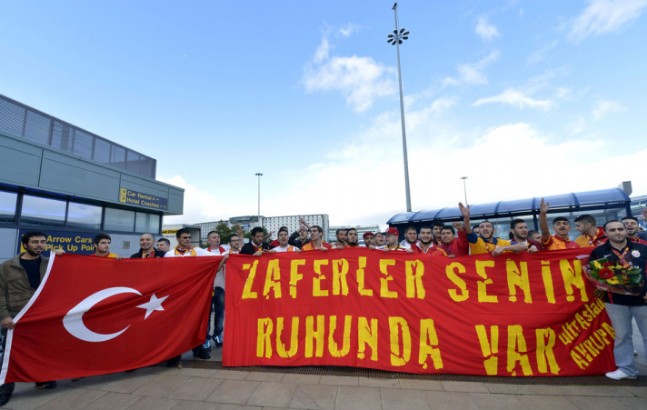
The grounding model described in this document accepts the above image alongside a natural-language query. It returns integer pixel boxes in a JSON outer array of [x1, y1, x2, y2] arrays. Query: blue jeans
[[212, 287, 225, 339], [604, 303, 647, 376]]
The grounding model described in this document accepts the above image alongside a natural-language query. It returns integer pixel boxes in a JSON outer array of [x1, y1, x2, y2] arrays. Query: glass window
[[0, 191, 17, 222], [21, 195, 66, 225], [126, 150, 141, 173], [104, 207, 135, 232], [111, 146, 125, 168], [136, 212, 160, 233], [67, 202, 102, 229]]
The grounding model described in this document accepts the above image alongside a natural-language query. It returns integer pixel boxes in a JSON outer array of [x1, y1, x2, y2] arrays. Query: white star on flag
[[136, 294, 169, 319]]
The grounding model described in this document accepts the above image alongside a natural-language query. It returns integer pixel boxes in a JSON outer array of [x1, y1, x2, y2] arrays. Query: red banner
[[223, 248, 616, 376], [1, 254, 221, 383]]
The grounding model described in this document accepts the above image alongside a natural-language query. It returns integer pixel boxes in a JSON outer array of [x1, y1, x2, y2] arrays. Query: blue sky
[[2, 0, 646, 226]]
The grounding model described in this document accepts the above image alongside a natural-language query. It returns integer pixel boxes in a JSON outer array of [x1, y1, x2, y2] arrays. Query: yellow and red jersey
[[543, 235, 580, 251], [574, 227, 607, 248]]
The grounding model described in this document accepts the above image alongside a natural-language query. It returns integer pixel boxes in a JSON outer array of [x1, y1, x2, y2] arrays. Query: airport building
[[0, 93, 184, 261]]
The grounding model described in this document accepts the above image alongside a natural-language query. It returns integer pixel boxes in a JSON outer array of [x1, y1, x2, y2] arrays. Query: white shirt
[[165, 247, 213, 257], [207, 248, 227, 289], [272, 245, 300, 252]]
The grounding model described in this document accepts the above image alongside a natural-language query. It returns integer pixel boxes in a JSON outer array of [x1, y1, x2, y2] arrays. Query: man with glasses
[[165, 229, 211, 257], [228, 232, 243, 254], [301, 226, 332, 251]]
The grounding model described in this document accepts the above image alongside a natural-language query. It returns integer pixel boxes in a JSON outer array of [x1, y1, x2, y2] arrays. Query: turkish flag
[[1, 253, 221, 383]]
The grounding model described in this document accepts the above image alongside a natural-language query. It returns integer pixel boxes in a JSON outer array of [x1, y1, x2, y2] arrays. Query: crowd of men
[[1, 202, 646, 405]]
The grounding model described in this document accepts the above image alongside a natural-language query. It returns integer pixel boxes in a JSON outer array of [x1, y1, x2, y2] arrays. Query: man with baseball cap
[[383, 227, 411, 252], [362, 232, 374, 248]]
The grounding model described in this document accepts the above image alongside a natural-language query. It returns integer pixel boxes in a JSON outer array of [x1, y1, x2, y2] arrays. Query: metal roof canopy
[[387, 188, 631, 225]]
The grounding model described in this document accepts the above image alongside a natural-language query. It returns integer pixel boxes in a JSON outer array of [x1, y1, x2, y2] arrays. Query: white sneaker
[[605, 369, 637, 380]]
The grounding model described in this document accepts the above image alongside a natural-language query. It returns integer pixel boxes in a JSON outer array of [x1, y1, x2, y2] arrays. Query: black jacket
[[589, 241, 647, 305], [240, 241, 270, 255], [130, 248, 166, 258]]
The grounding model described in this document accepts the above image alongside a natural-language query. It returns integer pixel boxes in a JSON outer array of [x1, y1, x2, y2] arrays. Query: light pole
[[461, 176, 468, 205], [387, 2, 412, 212], [255, 172, 263, 226]]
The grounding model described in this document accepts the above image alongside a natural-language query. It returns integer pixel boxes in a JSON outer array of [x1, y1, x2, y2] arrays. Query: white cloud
[[442, 51, 500, 87], [157, 175, 231, 225], [304, 56, 395, 112], [569, 0, 647, 42], [473, 89, 554, 110], [304, 34, 395, 112], [313, 37, 330, 63], [592, 99, 624, 120], [473, 69, 572, 110], [338, 24, 358, 37], [475, 16, 500, 41], [526, 40, 558, 65], [566, 117, 588, 134]]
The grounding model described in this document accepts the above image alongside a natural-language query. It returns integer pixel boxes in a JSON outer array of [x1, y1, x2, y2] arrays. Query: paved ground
[[3, 324, 646, 409]]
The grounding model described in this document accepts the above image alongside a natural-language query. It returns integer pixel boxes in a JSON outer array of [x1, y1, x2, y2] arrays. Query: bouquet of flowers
[[585, 257, 644, 296]]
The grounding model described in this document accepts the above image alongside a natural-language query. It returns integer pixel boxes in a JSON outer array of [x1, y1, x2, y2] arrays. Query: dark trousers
[[0, 328, 14, 394]]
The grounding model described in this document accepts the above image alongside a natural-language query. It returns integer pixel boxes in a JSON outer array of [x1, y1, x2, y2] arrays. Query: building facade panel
[[40, 153, 122, 201], [0, 135, 42, 186]]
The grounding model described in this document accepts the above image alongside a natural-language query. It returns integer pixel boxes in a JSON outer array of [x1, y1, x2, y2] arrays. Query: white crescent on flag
[[62, 287, 142, 343]]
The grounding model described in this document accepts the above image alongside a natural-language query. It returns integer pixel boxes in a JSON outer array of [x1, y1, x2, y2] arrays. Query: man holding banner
[[590, 220, 647, 380], [165, 228, 214, 360], [0, 231, 57, 406]]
